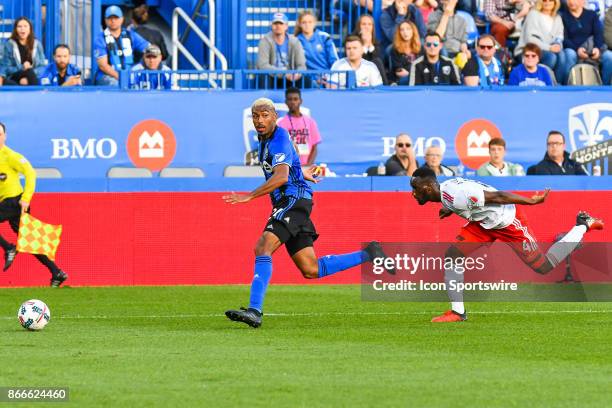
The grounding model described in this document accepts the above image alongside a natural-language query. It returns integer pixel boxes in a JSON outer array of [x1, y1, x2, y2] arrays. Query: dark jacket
[[380, 4, 427, 46], [385, 154, 419, 176], [527, 151, 588, 175]]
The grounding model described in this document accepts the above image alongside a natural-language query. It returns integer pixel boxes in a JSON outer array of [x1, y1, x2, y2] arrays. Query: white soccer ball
[[18, 299, 51, 331]]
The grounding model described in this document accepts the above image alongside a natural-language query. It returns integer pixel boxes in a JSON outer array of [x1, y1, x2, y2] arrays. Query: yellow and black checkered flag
[[17, 213, 62, 261]]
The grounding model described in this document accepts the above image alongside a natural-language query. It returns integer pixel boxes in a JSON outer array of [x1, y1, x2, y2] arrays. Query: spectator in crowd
[[515, 0, 564, 82], [328, 35, 384, 87], [3, 17, 46, 85], [130, 0, 169, 62], [381, 0, 427, 46], [419, 145, 455, 176], [40, 44, 82, 86], [410, 32, 461, 84], [130, 44, 172, 90], [278, 87, 322, 166], [294, 10, 339, 71], [463, 34, 505, 85], [416, 0, 439, 24], [484, 0, 531, 47], [385, 133, 419, 175], [390, 21, 422, 84], [352, 14, 389, 84], [508, 42, 553, 85], [527, 131, 587, 175], [560, 0, 612, 85], [605, 7, 612, 53], [0, 39, 17, 86], [256, 12, 307, 88], [476, 138, 525, 175], [94, 6, 149, 85], [427, 0, 470, 58]]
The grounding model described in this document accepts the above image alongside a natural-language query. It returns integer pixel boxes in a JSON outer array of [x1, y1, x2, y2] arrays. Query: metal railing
[[115, 69, 357, 90], [172, 6, 228, 88]]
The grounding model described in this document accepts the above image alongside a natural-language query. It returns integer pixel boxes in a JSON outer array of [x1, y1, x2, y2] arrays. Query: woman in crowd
[[295, 10, 339, 71], [352, 14, 389, 84], [515, 0, 564, 83], [4, 17, 46, 85], [389, 21, 422, 84]]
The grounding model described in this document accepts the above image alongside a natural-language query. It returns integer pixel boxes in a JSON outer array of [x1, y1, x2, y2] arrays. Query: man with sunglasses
[[410, 32, 461, 85], [385, 133, 419, 176], [463, 34, 505, 86]]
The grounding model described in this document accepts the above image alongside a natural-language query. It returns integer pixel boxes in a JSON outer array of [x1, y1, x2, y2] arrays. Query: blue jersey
[[258, 126, 313, 204]]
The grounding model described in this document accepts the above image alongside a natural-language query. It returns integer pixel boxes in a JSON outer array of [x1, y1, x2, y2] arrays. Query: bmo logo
[[455, 119, 503, 169], [126, 119, 177, 171], [51, 138, 118, 159]]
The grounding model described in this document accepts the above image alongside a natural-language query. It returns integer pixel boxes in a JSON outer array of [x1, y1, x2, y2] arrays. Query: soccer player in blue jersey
[[223, 98, 392, 328]]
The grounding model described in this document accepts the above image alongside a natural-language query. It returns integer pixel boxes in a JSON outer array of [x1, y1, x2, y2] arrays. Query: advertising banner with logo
[[0, 89, 610, 177]]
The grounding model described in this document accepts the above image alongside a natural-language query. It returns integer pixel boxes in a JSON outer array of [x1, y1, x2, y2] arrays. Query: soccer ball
[[18, 299, 51, 331]]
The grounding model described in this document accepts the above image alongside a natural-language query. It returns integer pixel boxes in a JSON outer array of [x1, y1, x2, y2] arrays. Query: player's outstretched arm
[[223, 165, 290, 204], [484, 188, 550, 206]]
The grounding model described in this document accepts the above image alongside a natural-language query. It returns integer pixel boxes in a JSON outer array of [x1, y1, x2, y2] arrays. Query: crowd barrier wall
[[1, 88, 610, 177]]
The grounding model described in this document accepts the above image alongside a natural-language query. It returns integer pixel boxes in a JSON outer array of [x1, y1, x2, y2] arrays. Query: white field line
[[1, 310, 611, 320]]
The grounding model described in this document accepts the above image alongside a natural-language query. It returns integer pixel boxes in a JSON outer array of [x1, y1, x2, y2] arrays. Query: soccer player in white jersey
[[410, 167, 604, 322]]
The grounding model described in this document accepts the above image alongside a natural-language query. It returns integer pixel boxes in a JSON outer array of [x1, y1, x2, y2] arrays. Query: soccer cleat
[[576, 211, 604, 232], [3, 246, 17, 271], [364, 241, 395, 274], [225, 307, 262, 328], [50, 270, 68, 288], [431, 310, 467, 323]]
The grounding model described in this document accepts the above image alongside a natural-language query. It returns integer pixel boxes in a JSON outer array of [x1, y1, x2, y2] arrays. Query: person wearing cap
[[40, 44, 82, 86], [94, 5, 150, 85], [130, 44, 172, 90], [129, 0, 169, 62], [256, 12, 307, 88]]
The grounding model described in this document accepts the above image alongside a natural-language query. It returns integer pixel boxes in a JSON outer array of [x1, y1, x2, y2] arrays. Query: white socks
[[546, 225, 587, 266], [452, 302, 465, 315]]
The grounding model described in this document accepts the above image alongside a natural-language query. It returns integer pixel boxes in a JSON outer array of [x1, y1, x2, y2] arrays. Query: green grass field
[[1, 285, 611, 407]]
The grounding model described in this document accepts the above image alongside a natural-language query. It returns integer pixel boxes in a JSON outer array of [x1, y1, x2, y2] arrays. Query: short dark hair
[[477, 34, 496, 47], [488, 138, 506, 149], [523, 42, 541, 59], [412, 167, 437, 180], [344, 34, 363, 47], [53, 44, 70, 55], [0, 122, 5, 133], [285, 87, 301, 98], [425, 31, 442, 42], [547, 130, 565, 143]]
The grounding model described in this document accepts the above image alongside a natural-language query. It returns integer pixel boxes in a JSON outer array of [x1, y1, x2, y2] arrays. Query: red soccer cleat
[[431, 310, 467, 323], [576, 211, 604, 232]]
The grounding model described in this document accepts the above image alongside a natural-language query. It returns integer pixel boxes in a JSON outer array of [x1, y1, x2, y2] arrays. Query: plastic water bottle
[[377, 162, 386, 176], [592, 165, 601, 176], [456, 163, 465, 177]]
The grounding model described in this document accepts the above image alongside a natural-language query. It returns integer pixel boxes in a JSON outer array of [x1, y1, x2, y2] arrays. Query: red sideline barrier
[[0, 192, 610, 287]]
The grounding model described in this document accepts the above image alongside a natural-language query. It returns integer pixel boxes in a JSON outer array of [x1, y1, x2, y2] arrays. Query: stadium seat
[[223, 165, 264, 177], [159, 167, 206, 178], [107, 167, 153, 178], [539, 64, 558, 85], [456, 11, 479, 48], [567, 63, 602, 86], [34, 168, 62, 178]]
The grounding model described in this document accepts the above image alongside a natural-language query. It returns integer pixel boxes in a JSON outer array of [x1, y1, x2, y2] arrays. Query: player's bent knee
[[300, 266, 319, 279]]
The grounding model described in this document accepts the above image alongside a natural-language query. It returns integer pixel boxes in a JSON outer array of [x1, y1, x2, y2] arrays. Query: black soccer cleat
[[3, 246, 17, 271], [50, 270, 68, 288], [225, 307, 262, 328], [576, 211, 604, 232], [364, 241, 395, 275]]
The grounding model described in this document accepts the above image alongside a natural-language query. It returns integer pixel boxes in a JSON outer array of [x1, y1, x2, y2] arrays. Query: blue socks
[[317, 250, 368, 278], [249, 256, 272, 313]]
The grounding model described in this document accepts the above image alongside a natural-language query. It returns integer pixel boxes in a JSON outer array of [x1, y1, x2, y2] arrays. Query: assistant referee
[[0, 122, 67, 287]]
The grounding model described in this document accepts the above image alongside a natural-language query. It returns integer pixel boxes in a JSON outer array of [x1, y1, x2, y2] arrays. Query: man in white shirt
[[327, 35, 383, 88], [410, 167, 604, 322]]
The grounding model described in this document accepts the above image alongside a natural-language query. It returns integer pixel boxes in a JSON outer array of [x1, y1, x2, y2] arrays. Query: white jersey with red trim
[[440, 178, 516, 229]]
